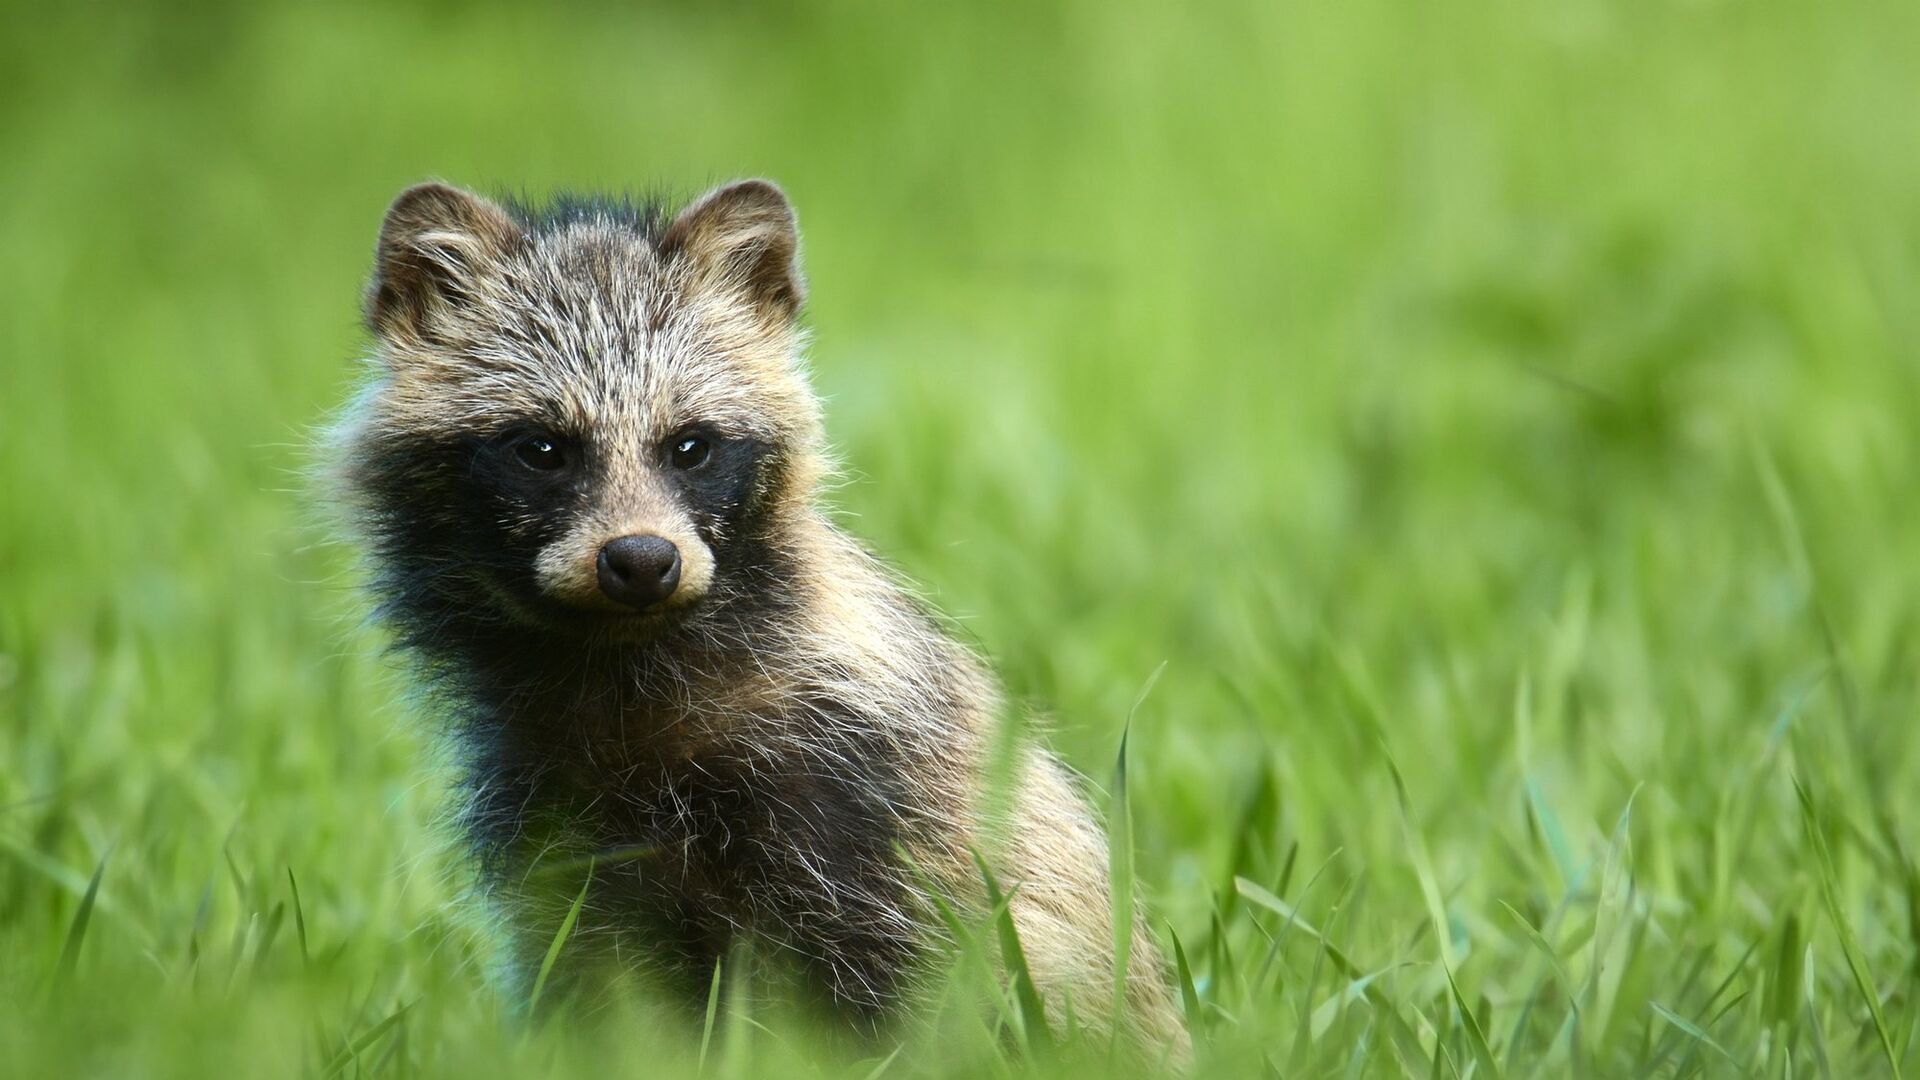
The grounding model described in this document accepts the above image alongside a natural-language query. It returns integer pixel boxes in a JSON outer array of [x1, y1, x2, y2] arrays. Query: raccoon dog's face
[[341, 180, 824, 637]]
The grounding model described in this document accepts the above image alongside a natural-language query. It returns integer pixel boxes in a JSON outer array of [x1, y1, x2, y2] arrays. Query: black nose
[[597, 535, 682, 609]]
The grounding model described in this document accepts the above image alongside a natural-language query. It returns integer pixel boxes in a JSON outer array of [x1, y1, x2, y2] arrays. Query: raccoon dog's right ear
[[366, 182, 521, 338]]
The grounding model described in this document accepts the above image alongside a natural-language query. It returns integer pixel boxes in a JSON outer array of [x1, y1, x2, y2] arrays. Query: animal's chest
[[469, 713, 937, 1014], [529, 739, 903, 914], [578, 754, 778, 902]]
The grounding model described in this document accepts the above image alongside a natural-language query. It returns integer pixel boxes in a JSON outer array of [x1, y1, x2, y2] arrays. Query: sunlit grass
[[5, 0, 1920, 1075]]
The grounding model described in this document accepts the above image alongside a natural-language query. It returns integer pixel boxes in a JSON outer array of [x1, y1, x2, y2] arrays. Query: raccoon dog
[[332, 178, 1188, 1064]]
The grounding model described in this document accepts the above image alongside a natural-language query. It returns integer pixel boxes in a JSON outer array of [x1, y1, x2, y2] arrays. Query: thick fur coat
[[331, 178, 1188, 1065]]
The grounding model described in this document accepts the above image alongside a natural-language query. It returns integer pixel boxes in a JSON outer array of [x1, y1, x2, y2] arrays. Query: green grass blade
[[1648, 1001, 1740, 1069], [1379, 742, 1455, 971], [1234, 876, 1433, 1074], [528, 857, 594, 1016], [54, 849, 109, 983], [1794, 777, 1901, 1079], [286, 867, 311, 970], [1108, 666, 1157, 1054], [320, 1000, 413, 1078], [859, 1043, 903, 1080], [1444, 962, 1502, 1080], [248, 899, 286, 979], [972, 850, 1049, 1055], [1497, 900, 1576, 1003], [53, 848, 109, 984], [1766, 913, 1803, 1030], [1310, 963, 1414, 1040], [1234, 876, 1363, 981], [1169, 925, 1203, 1044], [699, 957, 723, 1075]]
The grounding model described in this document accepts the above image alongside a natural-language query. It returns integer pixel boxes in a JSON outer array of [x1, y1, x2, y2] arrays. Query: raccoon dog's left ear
[[661, 179, 805, 320]]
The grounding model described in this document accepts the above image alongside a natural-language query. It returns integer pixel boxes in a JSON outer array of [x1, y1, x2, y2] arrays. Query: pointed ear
[[366, 182, 520, 337], [660, 179, 804, 319]]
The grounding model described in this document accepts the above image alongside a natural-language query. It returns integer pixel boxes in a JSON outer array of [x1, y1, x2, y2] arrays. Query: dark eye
[[513, 434, 568, 471], [669, 433, 712, 470]]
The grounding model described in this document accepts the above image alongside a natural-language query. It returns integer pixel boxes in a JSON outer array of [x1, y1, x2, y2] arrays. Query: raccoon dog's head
[[339, 180, 824, 639]]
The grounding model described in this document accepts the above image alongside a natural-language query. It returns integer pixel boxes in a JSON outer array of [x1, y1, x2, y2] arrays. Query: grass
[[5, 0, 1920, 1075]]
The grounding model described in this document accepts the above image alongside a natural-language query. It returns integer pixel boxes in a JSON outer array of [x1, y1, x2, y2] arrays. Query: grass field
[[6, 1, 1920, 1075]]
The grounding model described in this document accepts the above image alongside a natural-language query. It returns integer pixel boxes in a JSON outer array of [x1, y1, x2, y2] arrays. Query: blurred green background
[[5, 1, 1920, 1075]]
